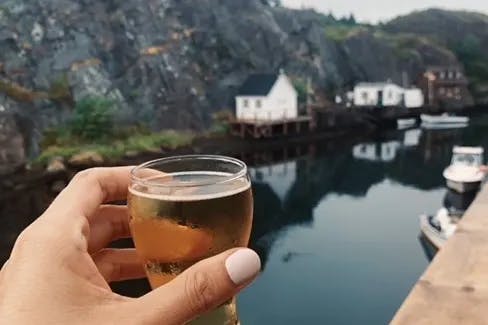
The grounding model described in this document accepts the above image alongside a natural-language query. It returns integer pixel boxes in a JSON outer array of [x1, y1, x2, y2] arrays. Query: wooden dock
[[229, 116, 315, 139], [392, 183, 488, 324]]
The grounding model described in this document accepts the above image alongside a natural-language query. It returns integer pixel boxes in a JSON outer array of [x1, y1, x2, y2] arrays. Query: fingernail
[[225, 249, 261, 285]]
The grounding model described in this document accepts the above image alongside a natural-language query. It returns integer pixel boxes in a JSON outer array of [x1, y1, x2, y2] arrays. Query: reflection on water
[[3, 117, 488, 323]]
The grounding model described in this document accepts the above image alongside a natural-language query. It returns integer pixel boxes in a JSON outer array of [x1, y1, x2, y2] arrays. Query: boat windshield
[[452, 153, 483, 167]]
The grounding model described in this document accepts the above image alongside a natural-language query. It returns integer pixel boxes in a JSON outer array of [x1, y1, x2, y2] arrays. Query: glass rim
[[130, 154, 248, 188]]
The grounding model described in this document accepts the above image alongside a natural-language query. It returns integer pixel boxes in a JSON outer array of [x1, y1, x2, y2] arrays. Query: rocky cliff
[[0, 1, 486, 166]]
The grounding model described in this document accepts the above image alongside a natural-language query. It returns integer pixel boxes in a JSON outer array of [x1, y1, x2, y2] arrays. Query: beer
[[128, 156, 253, 325], [128, 173, 253, 287]]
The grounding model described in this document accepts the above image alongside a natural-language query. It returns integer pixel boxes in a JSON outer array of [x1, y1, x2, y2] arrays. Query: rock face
[[0, 2, 485, 151], [0, 113, 25, 175], [385, 9, 488, 103]]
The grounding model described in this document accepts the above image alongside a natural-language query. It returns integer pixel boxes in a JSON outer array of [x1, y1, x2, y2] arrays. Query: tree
[[70, 97, 115, 141], [260, 0, 281, 7]]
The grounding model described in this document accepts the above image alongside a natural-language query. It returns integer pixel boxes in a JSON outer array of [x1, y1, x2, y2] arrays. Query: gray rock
[[51, 179, 67, 193], [46, 156, 66, 173], [0, 1, 484, 155], [68, 151, 104, 167], [0, 113, 25, 175]]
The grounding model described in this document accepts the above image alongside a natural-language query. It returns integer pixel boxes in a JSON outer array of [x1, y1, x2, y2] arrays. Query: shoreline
[[0, 126, 370, 197]]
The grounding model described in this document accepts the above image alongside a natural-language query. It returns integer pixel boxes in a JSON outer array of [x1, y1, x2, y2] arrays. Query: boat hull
[[397, 119, 416, 129], [445, 179, 481, 193], [420, 114, 469, 125], [419, 214, 446, 250]]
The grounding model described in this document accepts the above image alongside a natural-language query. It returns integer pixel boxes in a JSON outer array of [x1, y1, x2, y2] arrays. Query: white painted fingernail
[[225, 249, 261, 285]]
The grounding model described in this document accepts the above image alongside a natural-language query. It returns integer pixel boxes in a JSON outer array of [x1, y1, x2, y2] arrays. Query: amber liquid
[[128, 173, 253, 324]]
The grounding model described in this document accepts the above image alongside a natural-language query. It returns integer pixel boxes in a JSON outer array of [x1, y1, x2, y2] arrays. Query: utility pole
[[306, 77, 312, 116]]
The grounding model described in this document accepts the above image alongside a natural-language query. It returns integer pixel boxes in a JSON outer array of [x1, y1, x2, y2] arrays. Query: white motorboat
[[419, 208, 458, 249], [421, 123, 468, 130], [397, 118, 417, 129], [443, 146, 485, 193], [420, 113, 469, 125]]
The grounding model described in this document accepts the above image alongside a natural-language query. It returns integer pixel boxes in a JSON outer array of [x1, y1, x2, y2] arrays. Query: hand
[[0, 167, 260, 324]]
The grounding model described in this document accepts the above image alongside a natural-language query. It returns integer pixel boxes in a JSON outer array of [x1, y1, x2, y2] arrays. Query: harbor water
[[4, 115, 488, 324]]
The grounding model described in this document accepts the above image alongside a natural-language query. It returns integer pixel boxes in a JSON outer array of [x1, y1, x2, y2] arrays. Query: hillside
[[0, 1, 486, 170], [385, 8, 488, 102]]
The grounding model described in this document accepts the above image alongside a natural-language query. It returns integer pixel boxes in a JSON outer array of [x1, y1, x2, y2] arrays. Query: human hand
[[0, 167, 260, 324]]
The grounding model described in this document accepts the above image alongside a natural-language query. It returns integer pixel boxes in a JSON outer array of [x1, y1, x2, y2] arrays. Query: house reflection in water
[[403, 129, 422, 147], [250, 161, 297, 201], [352, 141, 402, 162]]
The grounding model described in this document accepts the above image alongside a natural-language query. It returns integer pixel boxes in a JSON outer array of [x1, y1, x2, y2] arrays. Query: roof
[[355, 82, 401, 88], [453, 146, 484, 155], [237, 74, 279, 96], [427, 65, 464, 72]]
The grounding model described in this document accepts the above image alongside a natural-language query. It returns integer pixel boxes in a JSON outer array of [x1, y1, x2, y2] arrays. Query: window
[[243, 99, 249, 108], [440, 71, 445, 79], [455, 87, 460, 95], [457, 71, 463, 79], [361, 91, 368, 100], [387, 91, 393, 99], [448, 71, 454, 79], [439, 87, 445, 95], [255, 99, 262, 108]]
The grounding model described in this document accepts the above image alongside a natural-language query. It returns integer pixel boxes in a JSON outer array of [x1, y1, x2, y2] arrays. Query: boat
[[421, 123, 468, 130], [397, 118, 417, 129], [420, 113, 469, 125], [443, 146, 485, 193], [443, 188, 477, 217], [419, 208, 458, 249]]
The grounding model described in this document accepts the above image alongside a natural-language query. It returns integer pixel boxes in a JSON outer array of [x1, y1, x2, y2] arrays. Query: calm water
[[3, 115, 488, 324]]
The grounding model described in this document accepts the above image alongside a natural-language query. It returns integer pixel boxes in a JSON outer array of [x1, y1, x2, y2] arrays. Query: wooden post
[[240, 122, 245, 138]]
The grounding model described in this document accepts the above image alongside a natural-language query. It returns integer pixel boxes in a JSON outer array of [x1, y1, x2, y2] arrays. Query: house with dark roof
[[235, 71, 297, 121]]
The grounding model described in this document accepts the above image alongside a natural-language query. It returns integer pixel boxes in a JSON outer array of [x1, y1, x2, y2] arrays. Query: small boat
[[419, 208, 458, 249], [421, 123, 468, 130], [397, 118, 416, 129], [443, 188, 477, 217], [421, 113, 469, 125], [443, 146, 485, 193]]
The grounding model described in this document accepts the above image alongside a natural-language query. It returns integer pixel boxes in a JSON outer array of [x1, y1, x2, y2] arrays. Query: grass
[[325, 25, 369, 42], [36, 130, 194, 165]]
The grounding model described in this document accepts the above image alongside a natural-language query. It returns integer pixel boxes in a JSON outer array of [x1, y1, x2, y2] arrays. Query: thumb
[[132, 248, 261, 325]]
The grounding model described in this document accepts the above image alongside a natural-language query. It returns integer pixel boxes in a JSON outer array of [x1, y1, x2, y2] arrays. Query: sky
[[281, 0, 488, 23]]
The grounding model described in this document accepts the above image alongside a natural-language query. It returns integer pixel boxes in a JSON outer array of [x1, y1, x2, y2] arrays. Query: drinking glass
[[128, 155, 253, 324]]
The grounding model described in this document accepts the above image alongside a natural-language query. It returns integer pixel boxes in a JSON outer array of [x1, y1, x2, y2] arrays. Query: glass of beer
[[128, 155, 253, 324]]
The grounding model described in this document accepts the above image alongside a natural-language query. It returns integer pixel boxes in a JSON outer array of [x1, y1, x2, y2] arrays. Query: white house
[[353, 81, 424, 108], [404, 88, 424, 108], [235, 71, 298, 121]]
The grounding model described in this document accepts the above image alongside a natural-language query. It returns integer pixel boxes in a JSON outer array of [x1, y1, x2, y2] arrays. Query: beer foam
[[130, 171, 251, 201]]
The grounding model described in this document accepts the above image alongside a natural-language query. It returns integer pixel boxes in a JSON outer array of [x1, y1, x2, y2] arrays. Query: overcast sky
[[281, 0, 488, 23]]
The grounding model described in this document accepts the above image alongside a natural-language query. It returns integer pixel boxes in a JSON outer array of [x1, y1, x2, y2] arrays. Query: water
[[3, 116, 488, 324]]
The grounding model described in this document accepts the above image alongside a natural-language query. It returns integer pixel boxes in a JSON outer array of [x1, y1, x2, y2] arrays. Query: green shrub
[[292, 78, 308, 104], [70, 97, 115, 141]]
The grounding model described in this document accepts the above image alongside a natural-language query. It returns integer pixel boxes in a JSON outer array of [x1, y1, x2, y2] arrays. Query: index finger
[[46, 167, 133, 219]]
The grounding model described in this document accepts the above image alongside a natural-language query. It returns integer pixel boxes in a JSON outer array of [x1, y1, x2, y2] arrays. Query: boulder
[[46, 156, 66, 173], [68, 151, 104, 167], [51, 180, 67, 193], [0, 113, 26, 175]]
